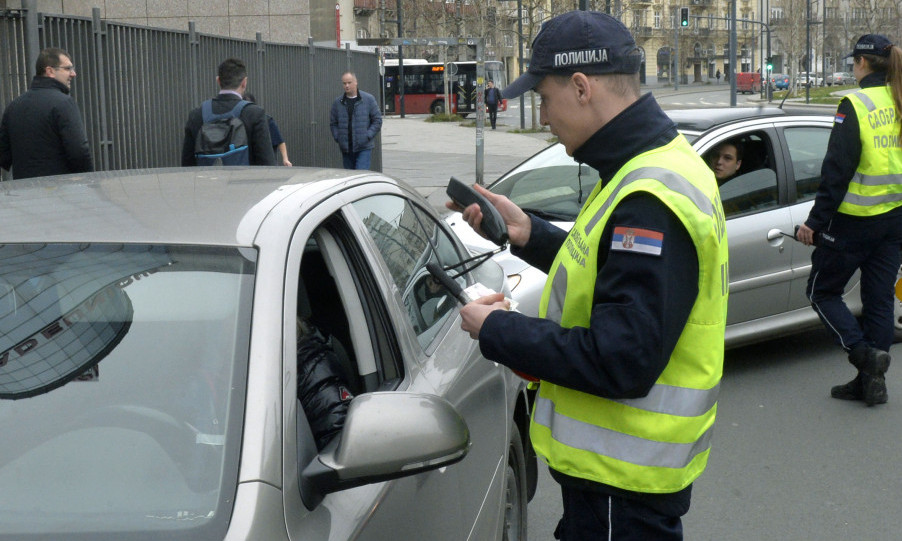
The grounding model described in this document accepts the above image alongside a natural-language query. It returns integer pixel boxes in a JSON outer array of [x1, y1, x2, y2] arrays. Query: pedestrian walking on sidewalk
[[329, 72, 382, 170], [485, 80, 501, 130], [0, 47, 93, 179]]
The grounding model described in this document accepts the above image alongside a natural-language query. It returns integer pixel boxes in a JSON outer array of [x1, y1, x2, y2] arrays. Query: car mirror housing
[[301, 392, 470, 502]]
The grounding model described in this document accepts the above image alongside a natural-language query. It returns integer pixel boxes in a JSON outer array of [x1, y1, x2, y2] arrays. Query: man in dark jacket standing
[[330, 72, 382, 170], [484, 80, 502, 130], [181, 58, 275, 166], [0, 47, 93, 180]]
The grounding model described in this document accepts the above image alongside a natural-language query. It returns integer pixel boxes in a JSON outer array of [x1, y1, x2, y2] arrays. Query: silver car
[[447, 109, 902, 348], [0, 168, 534, 540]]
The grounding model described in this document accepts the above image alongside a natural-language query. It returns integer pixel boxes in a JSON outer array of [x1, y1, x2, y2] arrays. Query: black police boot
[[847, 345, 891, 406], [830, 373, 864, 401]]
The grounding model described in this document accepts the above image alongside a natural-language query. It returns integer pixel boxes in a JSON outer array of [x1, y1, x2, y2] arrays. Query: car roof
[[665, 107, 787, 134], [0, 167, 375, 246]]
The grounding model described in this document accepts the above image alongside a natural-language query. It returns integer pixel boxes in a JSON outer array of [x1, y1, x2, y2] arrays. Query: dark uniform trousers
[[807, 211, 902, 352], [554, 487, 683, 540]]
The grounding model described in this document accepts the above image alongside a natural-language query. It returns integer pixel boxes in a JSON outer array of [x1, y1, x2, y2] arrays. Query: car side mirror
[[301, 392, 470, 506]]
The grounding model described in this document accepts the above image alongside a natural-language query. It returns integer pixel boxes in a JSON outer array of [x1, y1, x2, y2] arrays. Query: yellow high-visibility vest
[[532, 135, 729, 493], [838, 87, 902, 216]]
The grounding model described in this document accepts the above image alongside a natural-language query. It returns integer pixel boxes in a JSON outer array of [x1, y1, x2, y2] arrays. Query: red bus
[[382, 59, 508, 116]]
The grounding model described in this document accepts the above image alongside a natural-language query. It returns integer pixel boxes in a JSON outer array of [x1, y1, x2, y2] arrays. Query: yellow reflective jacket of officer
[[532, 135, 729, 494], [838, 86, 902, 217]]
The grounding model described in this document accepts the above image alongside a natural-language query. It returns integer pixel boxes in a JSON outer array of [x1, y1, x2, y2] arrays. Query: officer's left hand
[[460, 293, 509, 340]]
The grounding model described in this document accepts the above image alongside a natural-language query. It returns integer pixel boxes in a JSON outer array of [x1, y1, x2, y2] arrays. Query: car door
[[695, 124, 794, 324], [281, 183, 508, 540], [778, 120, 835, 311], [346, 192, 510, 540]]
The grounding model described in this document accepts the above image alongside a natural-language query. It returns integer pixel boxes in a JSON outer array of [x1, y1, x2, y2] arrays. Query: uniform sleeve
[[478, 193, 699, 399], [56, 99, 93, 173], [510, 214, 569, 273], [805, 98, 860, 231]]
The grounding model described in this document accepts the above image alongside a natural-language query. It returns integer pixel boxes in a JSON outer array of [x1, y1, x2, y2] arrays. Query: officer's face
[[536, 75, 584, 156]]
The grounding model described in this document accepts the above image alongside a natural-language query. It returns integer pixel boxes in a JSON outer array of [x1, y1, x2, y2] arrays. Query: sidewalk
[[381, 116, 552, 211]]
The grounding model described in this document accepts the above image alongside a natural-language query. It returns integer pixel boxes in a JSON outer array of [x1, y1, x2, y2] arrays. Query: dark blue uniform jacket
[[478, 93, 700, 515]]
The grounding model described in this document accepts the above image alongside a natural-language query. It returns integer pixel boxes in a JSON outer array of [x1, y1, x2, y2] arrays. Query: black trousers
[[807, 212, 902, 352], [487, 103, 498, 128], [554, 486, 683, 541]]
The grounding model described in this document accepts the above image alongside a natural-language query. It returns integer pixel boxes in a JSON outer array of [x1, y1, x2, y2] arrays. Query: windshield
[[0, 244, 254, 541], [489, 144, 598, 221]]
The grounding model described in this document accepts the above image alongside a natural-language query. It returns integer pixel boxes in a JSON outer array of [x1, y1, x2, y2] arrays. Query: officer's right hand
[[796, 224, 816, 246], [445, 184, 532, 248]]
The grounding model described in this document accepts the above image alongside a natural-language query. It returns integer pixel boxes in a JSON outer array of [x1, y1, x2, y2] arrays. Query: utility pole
[[729, 0, 737, 105]]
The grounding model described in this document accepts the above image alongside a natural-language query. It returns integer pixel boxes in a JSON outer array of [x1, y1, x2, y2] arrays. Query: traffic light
[[680, 7, 689, 27], [765, 57, 773, 72]]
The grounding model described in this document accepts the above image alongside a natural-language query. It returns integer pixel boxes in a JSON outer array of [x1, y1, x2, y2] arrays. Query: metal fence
[[0, 6, 381, 180]]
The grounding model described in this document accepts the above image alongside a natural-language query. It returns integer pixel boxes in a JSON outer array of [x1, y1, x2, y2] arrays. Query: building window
[[503, 33, 513, 47], [771, 7, 783, 19], [654, 11, 660, 29]]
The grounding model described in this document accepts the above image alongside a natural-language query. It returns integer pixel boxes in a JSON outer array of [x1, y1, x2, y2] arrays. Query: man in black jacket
[[0, 47, 93, 180], [181, 58, 275, 166]]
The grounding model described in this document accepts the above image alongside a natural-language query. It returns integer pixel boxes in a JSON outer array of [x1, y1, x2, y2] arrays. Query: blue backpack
[[194, 100, 251, 165]]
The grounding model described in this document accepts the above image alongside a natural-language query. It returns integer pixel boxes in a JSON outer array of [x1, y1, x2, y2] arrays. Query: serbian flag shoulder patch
[[834, 113, 846, 124], [611, 226, 663, 256]]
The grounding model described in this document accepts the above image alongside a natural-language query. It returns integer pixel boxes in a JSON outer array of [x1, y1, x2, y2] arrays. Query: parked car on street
[[0, 168, 535, 540], [447, 108, 902, 348], [827, 72, 855, 86], [770, 73, 790, 90], [795, 72, 824, 87]]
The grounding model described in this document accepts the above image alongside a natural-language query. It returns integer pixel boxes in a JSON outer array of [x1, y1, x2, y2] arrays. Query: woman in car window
[[797, 34, 902, 407]]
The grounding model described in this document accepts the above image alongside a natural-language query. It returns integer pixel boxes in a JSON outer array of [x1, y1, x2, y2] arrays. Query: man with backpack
[[181, 58, 275, 166]]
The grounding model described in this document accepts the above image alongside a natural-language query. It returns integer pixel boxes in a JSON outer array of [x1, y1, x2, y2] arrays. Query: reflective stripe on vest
[[838, 88, 902, 216], [533, 395, 715, 469]]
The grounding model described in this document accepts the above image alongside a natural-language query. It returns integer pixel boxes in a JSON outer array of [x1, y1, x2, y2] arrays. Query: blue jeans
[[554, 487, 684, 541], [341, 149, 372, 170], [807, 212, 902, 352]]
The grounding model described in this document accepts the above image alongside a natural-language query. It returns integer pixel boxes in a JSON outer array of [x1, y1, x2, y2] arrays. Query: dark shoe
[[861, 348, 891, 407], [831, 374, 864, 401]]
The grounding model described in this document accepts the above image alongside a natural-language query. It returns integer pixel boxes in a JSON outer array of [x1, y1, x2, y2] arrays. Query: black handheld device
[[446, 177, 509, 246]]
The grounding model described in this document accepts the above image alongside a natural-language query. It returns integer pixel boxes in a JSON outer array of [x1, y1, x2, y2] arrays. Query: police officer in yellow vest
[[448, 11, 728, 540], [797, 34, 902, 407]]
